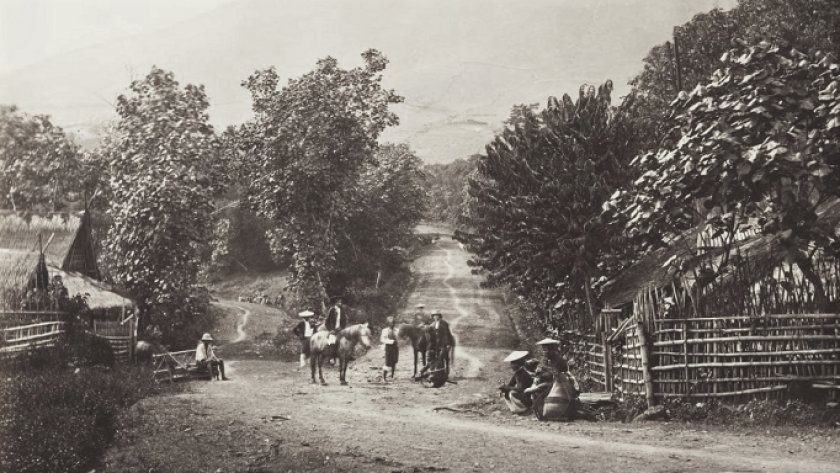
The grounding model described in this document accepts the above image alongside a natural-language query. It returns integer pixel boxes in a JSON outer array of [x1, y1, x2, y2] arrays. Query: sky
[[0, 0, 733, 164]]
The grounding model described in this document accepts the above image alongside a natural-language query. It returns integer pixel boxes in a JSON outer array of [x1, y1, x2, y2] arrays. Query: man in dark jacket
[[324, 296, 348, 362], [427, 309, 454, 375]]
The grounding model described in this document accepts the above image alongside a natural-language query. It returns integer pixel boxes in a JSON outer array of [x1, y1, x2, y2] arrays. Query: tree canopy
[[607, 39, 840, 310], [235, 50, 405, 306], [100, 67, 228, 330], [464, 82, 639, 324]]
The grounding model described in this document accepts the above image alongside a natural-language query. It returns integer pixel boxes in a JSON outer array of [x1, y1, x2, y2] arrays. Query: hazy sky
[[0, 0, 734, 163]]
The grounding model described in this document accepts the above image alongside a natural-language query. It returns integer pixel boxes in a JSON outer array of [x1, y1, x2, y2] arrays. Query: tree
[[235, 50, 403, 307], [0, 105, 92, 211], [628, 0, 840, 150], [606, 40, 840, 310], [424, 156, 477, 227], [465, 82, 640, 328], [100, 67, 228, 332]]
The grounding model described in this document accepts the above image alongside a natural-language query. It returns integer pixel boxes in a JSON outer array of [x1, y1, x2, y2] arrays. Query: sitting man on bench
[[196, 333, 228, 381]]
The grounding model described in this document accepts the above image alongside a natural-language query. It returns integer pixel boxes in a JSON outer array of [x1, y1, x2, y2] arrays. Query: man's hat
[[201, 333, 213, 341], [430, 309, 442, 316], [536, 338, 560, 346], [415, 304, 425, 309], [503, 350, 529, 362], [330, 294, 345, 303], [299, 310, 315, 318]]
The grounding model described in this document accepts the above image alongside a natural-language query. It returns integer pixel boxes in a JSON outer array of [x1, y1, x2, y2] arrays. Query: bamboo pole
[[637, 320, 655, 407], [653, 359, 840, 370]]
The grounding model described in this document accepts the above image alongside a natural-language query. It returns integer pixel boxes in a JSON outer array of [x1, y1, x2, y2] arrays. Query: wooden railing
[[0, 321, 67, 355]]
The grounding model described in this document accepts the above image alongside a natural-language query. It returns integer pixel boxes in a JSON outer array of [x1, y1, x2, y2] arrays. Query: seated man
[[196, 333, 228, 381], [499, 350, 535, 415], [525, 338, 580, 421], [414, 350, 447, 388]]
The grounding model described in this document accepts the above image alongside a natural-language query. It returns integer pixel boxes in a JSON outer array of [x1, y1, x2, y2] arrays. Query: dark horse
[[397, 323, 429, 378], [432, 327, 456, 378], [310, 323, 372, 385]]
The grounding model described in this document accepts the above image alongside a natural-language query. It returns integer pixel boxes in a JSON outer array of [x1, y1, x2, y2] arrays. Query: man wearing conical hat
[[499, 350, 535, 415], [292, 310, 316, 368]]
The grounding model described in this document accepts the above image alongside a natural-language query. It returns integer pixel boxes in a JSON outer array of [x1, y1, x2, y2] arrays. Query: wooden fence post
[[637, 320, 655, 408]]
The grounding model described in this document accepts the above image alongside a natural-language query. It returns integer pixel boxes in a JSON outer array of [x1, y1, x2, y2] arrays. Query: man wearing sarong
[[380, 316, 399, 382], [292, 310, 316, 368], [499, 350, 534, 415]]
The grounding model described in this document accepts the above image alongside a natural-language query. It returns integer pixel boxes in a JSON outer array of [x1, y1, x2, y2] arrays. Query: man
[[414, 303, 427, 324], [499, 350, 535, 415], [292, 310, 316, 368], [380, 316, 399, 382], [325, 296, 348, 362], [427, 309, 453, 373], [525, 338, 579, 421], [196, 333, 228, 381]]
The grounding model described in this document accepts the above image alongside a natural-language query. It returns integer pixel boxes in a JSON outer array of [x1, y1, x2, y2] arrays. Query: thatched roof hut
[[0, 211, 100, 279]]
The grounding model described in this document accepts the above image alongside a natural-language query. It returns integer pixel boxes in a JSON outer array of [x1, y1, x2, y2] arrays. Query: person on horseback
[[325, 295, 348, 363], [499, 350, 535, 415], [292, 310, 316, 368], [196, 333, 228, 381], [414, 303, 427, 324]]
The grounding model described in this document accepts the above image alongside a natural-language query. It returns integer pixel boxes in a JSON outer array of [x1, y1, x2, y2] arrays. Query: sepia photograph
[[1, 0, 839, 471]]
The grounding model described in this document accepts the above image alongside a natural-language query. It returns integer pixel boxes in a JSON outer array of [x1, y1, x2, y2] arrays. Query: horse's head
[[357, 323, 372, 348]]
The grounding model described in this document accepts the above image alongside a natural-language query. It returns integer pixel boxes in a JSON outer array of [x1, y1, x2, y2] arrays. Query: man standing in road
[[292, 310, 316, 368], [427, 309, 453, 374]]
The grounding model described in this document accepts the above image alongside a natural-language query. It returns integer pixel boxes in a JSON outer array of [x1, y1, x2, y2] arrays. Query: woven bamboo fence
[[0, 321, 68, 356], [651, 314, 840, 400], [90, 320, 134, 363]]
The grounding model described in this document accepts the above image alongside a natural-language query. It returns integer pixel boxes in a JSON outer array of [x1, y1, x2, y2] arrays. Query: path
[[114, 228, 840, 472], [216, 302, 251, 343]]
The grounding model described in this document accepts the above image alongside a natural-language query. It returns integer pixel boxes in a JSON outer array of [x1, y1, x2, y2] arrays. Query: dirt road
[[131, 231, 840, 472]]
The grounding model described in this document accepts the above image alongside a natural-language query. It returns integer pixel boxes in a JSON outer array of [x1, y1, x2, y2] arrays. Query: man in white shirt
[[292, 310, 316, 367], [196, 333, 227, 380]]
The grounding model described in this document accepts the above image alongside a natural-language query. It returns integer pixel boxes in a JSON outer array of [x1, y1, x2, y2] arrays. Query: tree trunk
[[793, 250, 829, 312]]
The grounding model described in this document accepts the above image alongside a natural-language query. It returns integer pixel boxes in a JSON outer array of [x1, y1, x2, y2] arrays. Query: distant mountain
[[0, 0, 726, 163]]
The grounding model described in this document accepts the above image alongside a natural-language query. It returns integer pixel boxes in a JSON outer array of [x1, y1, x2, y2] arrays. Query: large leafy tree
[[235, 50, 403, 306], [424, 156, 477, 227], [465, 82, 639, 326], [0, 105, 93, 211], [606, 40, 840, 310], [628, 0, 840, 150], [100, 67, 228, 331]]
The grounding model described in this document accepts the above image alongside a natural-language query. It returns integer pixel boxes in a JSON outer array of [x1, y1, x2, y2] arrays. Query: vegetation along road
[[102, 229, 840, 473]]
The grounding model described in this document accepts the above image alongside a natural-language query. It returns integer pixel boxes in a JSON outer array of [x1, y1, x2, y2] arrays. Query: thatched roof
[[0, 249, 43, 293], [601, 199, 840, 308], [0, 211, 83, 267], [49, 265, 133, 310]]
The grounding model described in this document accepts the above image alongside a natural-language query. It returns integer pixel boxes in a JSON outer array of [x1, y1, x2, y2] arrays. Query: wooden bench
[[152, 349, 214, 382]]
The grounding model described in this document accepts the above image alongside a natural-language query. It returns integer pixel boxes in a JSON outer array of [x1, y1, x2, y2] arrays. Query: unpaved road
[[136, 229, 840, 472]]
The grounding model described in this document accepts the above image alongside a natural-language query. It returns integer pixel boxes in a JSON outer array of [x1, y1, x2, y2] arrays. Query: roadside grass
[[0, 335, 184, 473]]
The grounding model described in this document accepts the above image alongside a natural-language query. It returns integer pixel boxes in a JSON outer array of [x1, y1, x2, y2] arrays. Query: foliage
[[464, 82, 640, 328], [627, 0, 840, 150], [607, 40, 840, 309], [98, 67, 229, 332], [423, 156, 477, 227], [235, 50, 404, 308], [0, 358, 172, 473], [0, 105, 96, 211]]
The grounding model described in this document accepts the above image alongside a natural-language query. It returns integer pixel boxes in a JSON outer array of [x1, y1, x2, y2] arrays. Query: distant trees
[[233, 50, 409, 307], [424, 157, 477, 227], [0, 105, 93, 211], [464, 82, 640, 322], [98, 67, 229, 331]]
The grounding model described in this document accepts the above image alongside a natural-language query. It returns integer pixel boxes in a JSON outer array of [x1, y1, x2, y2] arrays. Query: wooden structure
[[152, 349, 214, 382], [590, 203, 840, 404], [0, 211, 136, 362]]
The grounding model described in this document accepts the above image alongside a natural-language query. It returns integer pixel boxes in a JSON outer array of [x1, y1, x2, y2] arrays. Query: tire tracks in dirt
[[440, 246, 484, 378]]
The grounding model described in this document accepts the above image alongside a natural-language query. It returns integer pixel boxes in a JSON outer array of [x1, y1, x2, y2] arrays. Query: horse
[[309, 323, 372, 385], [397, 323, 429, 377]]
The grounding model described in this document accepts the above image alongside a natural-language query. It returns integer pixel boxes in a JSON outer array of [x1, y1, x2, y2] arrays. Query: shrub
[[271, 327, 301, 362], [0, 362, 177, 473]]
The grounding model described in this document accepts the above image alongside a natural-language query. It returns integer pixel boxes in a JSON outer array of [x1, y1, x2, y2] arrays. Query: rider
[[325, 295, 348, 362]]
